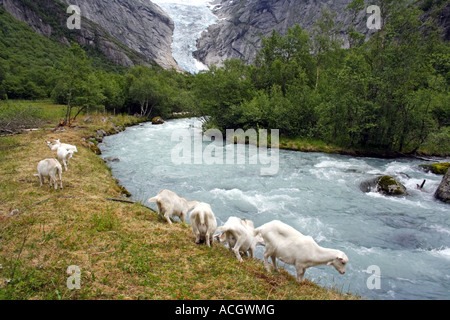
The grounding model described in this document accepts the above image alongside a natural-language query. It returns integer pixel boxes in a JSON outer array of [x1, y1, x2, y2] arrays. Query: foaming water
[[99, 118, 450, 300]]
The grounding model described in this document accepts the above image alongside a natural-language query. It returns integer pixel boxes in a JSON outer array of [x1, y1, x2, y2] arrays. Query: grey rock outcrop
[[359, 176, 381, 193], [194, 0, 372, 67], [0, 0, 53, 36], [0, 0, 179, 69], [58, 0, 178, 69], [435, 170, 450, 204]]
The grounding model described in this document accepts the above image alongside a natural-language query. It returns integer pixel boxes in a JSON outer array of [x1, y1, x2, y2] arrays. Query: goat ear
[[327, 261, 333, 266], [338, 257, 344, 261]]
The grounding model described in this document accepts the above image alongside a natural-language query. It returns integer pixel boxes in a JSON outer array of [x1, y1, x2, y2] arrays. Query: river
[[99, 118, 450, 300]]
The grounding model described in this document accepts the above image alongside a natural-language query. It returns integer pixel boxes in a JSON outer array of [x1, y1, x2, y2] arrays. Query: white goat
[[57, 147, 74, 171], [46, 141, 75, 171], [254, 220, 348, 282], [46, 140, 59, 151], [216, 216, 265, 262], [189, 202, 217, 247], [47, 139, 78, 153], [148, 189, 198, 224], [34, 158, 63, 190]]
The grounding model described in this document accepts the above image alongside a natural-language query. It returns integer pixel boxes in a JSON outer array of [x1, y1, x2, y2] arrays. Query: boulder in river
[[152, 116, 165, 125], [435, 169, 450, 204], [419, 162, 450, 175], [360, 176, 408, 196], [359, 177, 382, 193], [104, 156, 120, 163], [377, 176, 408, 196]]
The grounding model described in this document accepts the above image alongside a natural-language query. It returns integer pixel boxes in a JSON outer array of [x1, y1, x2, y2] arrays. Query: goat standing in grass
[[254, 220, 348, 282], [148, 189, 198, 224], [34, 158, 63, 190], [216, 216, 264, 262], [57, 147, 74, 171], [46, 141, 75, 171], [51, 139, 78, 153], [190, 202, 217, 247]]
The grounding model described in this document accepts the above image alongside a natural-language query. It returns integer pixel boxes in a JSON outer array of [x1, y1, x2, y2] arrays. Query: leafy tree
[[97, 71, 126, 113], [345, 0, 366, 48], [193, 59, 254, 129], [127, 66, 169, 117], [52, 43, 105, 126], [311, 8, 344, 89], [253, 26, 314, 91]]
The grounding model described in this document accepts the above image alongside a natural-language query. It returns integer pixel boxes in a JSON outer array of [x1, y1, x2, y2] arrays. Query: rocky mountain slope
[[0, 0, 178, 69], [1, 0, 448, 70], [194, 0, 450, 68], [193, 0, 371, 67]]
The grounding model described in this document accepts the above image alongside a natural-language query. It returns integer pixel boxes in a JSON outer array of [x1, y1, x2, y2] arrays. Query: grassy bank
[[279, 135, 450, 158], [0, 102, 357, 300]]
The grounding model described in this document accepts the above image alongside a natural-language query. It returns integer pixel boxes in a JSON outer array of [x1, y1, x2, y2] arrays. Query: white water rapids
[[99, 118, 450, 300]]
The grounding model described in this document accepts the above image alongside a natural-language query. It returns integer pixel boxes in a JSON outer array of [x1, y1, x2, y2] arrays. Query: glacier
[[150, 0, 218, 74]]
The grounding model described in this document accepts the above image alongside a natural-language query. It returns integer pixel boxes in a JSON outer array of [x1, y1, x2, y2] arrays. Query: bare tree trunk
[[315, 65, 320, 89], [71, 106, 87, 125], [140, 101, 145, 117]]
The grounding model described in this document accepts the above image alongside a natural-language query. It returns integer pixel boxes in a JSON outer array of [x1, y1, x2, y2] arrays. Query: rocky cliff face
[[58, 0, 178, 69], [194, 0, 369, 67], [194, 0, 450, 68], [0, 0, 54, 36], [0, 0, 178, 69]]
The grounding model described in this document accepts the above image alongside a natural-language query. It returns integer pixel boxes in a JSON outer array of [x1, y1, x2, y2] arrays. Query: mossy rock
[[106, 127, 118, 135], [118, 185, 131, 197], [152, 116, 165, 125], [419, 163, 450, 175], [377, 176, 407, 196], [87, 137, 98, 146], [89, 143, 102, 155]]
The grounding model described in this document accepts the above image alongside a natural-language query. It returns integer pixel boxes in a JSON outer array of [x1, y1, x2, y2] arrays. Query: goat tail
[[199, 212, 206, 226], [148, 196, 158, 203], [33, 174, 40, 177]]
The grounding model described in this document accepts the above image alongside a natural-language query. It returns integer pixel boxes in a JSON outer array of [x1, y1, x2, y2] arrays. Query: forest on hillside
[[0, 0, 449, 155]]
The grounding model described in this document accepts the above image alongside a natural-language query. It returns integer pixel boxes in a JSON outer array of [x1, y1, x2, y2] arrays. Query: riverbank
[[0, 106, 357, 300], [279, 136, 450, 160]]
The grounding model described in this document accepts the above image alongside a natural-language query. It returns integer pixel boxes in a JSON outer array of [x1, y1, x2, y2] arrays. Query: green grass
[[91, 207, 121, 232], [0, 99, 67, 131], [279, 136, 344, 154]]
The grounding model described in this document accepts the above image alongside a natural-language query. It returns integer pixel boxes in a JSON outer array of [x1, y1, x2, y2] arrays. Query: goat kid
[[57, 147, 74, 171]]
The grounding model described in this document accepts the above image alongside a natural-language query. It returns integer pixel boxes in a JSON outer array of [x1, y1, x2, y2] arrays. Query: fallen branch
[[106, 198, 136, 204], [1, 128, 15, 134], [417, 179, 426, 190]]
